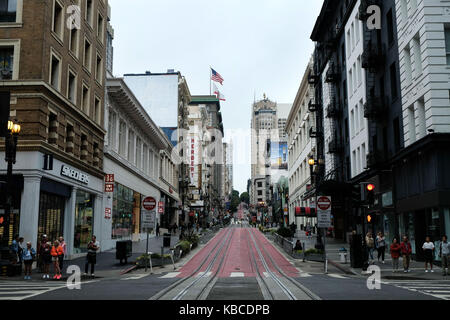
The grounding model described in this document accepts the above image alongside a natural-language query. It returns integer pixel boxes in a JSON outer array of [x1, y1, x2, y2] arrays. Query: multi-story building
[[287, 57, 317, 231], [0, 0, 109, 254], [390, 0, 450, 259], [103, 77, 174, 250], [250, 96, 277, 208]]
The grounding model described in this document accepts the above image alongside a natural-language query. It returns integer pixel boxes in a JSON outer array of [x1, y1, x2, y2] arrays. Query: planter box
[[306, 254, 325, 262]]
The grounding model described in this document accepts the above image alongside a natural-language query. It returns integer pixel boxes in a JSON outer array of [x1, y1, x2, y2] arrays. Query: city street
[[1, 224, 449, 301]]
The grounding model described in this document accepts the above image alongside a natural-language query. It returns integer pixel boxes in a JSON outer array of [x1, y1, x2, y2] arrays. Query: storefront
[[0, 151, 104, 259], [0, 175, 23, 245], [111, 182, 142, 240]]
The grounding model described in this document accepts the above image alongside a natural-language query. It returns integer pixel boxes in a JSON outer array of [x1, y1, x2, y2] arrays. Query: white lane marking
[[121, 274, 149, 281], [263, 272, 269, 278], [383, 281, 450, 300], [230, 272, 245, 278], [327, 274, 347, 279], [298, 273, 312, 278], [159, 272, 180, 279]]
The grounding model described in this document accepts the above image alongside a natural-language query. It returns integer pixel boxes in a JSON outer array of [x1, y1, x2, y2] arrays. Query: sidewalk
[[325, 237, 450, 280], [0, 233, 181, 281]]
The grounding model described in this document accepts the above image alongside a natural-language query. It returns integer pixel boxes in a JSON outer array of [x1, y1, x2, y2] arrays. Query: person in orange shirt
[[51, 240, 64, 280]]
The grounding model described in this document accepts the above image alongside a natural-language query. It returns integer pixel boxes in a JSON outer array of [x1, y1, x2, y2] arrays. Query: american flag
[[211, 68, 224, 85]]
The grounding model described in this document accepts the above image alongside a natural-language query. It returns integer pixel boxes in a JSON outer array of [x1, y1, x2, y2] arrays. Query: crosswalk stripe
[[230, 272, 245, 278], [383, 280, 450, 300], [159, 272, 180, 279]]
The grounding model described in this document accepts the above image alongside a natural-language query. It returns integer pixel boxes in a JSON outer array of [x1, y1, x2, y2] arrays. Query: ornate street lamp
[[1, 119, 21, 247]]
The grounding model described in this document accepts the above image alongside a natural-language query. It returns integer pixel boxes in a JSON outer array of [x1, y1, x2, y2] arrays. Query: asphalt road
[[1, 224, 448, 301]]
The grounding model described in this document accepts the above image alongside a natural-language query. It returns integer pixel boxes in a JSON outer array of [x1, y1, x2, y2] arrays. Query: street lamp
[[1, 119, 21, 247]]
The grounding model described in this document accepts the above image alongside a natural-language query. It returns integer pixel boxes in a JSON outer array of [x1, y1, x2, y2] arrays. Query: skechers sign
[[61, 165, 89, 184]]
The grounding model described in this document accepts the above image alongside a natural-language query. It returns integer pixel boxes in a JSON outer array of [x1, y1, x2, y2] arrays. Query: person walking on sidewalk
[[51, 240, 63, 280], [156, 223, 160, 237], [440, 235, 450, 276], [366, 232, 375, 263], [22, 242, 36, 280], [376, 232, 386, 264], [422, 236, 435, 273], [390, 238, 401, 273], [85, 236, 100, 278], [400, 236, 412, 273], [58, 236, 66, 273]]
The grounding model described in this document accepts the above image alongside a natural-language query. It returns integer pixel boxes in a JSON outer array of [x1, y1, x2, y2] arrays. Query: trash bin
[[116, 240, 132, 264], [163, 233, 171, 248]]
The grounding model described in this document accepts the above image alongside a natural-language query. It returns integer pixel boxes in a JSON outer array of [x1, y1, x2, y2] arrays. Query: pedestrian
[[51, 240, 63, 280], [400, 236, 412, 273], [376, 232, 386, 264], [58, 236, 66, 272], [39, 236, 52, 279], [294, 240, 303, 251], [390, 238, 401, 273], [10, 234, 20, 264], [366, 232, 375, 263], [85, 235, 100, 278], [22, 242, 36, 280], [422, 236, 435, 273], [156, 223, 160, 237], [439, 235, 449, 276]]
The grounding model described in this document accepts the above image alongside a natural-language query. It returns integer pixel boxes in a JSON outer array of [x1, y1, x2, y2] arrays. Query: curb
[[328, 259, 358, 276]]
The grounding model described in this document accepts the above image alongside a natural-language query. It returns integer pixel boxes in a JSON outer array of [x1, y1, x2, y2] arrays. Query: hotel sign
[[61, 165, 89, 184]]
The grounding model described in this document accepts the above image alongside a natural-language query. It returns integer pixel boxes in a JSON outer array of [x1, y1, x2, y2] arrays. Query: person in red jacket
[[51, 240, 64, 280], [390, 238, 401, 273], [400, 236, 412, 273]]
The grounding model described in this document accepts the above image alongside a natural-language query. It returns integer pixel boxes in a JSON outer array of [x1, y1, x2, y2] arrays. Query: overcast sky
[[109, 0, 323, 194]]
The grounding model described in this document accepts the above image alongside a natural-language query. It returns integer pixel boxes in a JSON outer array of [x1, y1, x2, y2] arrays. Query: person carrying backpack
[[51, 240, 64, 280], [22, 242, 36, 280]]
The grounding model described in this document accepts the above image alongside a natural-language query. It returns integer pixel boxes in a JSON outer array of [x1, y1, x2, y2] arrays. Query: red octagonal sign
[[143, 197, 157, 211], [317, 196, 331, 211]]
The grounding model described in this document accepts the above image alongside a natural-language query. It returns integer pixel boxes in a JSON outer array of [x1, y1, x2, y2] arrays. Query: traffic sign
[[143, 197, 157, 211], [142, 210, 156, 229], [317, 196, 332, 228]]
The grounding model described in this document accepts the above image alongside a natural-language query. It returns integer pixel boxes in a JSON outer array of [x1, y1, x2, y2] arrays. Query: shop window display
[[73, 191, 95, 253]]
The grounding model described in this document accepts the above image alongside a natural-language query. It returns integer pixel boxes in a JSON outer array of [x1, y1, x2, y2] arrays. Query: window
[[81, 83, 90, 114], [108, 110, 116, 149], [0, 0, 17, 23], [84, 38, 92, 71], [445, 28, 450, 65], [390, 62, 398, 99], [350, 109, 355, 137], [408, 105, 416, 144], [127, 130, 135, 163], [136, 137, 142, 169], [143, 144, 148, 174], [355, 104, 360, 133], [118, 120, 126, 156], [393, 117, 401, 152], [49, 52, 61, 90], [359, 100, 365, 130], [0, 46, 14, 80], [97, 12, 104, 42], [357, 56, 362, 86], [387, 9, 394, 45], [94, 96, 101, 124], [67, 69, 76, 104], [52, 0, 63, 39], [404, 45, 412, 86], [412, 34, 422, 78], [95, 53, 103, 84], [416, 98, 426, 140], [85, 0, 93, 27], [69, 26, 79, 58]]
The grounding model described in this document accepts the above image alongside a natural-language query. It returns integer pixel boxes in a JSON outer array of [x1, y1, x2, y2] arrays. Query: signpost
[[317, 196, 332, 274], [142, 196, 157, 272]]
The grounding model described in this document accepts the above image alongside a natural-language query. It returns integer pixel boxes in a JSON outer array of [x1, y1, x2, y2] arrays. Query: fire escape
[[359, 0, 388, 169]]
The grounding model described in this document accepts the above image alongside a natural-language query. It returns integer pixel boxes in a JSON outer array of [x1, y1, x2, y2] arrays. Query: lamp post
[[1, 120, 21, 247]]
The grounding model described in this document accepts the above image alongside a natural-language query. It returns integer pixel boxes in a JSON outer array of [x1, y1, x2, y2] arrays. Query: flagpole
[[209, 67, 212, 96]]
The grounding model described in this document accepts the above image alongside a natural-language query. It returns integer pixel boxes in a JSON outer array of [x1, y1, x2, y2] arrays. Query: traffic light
[[367, 214, 373, 223], [0, 215, 4, 225], [366, 184, 375, 206]]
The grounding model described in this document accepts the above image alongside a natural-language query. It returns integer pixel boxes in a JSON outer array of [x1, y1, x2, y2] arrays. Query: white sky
[[109, 0, 323, 194]]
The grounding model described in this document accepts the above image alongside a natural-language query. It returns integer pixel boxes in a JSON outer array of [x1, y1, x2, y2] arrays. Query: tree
[[240, 192, 249, 205], [230, 190, 240, 213]]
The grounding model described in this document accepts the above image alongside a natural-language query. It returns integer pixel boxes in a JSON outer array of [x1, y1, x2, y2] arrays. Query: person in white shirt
[[422, 237, 435, 273]]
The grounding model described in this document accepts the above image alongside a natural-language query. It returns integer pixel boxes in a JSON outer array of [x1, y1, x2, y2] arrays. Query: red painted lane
[[250, 228, 299, 278], [177, 228, 229, 278], [217, 228, 255, 278], [247, 228, 282, 277]]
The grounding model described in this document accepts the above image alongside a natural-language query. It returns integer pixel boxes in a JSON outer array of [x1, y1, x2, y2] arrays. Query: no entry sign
[[142, 197, 157, 211], [317, 196, 332, 228]]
